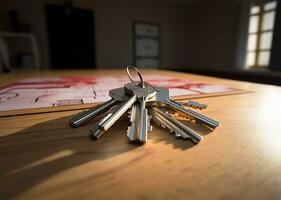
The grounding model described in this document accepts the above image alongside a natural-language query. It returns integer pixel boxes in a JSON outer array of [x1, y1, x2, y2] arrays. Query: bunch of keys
[[69, 66, 220, 144]]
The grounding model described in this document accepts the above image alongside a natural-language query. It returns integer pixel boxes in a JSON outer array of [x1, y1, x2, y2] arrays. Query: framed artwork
[[133, 21, 161, 68]]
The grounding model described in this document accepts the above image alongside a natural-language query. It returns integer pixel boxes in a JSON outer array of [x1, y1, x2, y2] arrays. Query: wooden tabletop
[[1, 69, 281, 200]]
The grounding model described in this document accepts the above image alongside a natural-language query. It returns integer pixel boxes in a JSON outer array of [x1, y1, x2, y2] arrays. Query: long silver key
[[137, 97, 150, 143], [165, 100, 219, 129], [127, 104, 139, 142], [150, 108, 191, 140], [125, 82, 155, 143], [127, 101, 152, 143], [150, 87, 220, 129], [90, 95, 137, 139], [152, 107, 202, 143], [69, 98, 117, 127]]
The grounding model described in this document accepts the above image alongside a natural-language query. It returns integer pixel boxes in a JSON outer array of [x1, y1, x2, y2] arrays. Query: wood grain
[[1, 69, 281, 200]]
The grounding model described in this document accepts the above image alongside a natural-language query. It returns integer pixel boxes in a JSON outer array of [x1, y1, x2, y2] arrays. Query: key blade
[[89, 103, 122, 139], [89, 95, 137, 140], [100, 95, 137, 131], [185, 108, 220, 128], [127, 104, 139, 142], [69, 98, 117, 128], [153, 107, 203, 143], [89, 96, 136, 140], [127, 123, 137, 141], [163, 99, 220, 129], [152, 113, 167, 128], [147, 87, 218, 128], [137, 97, 148, 143], [147, 115, 153, 132], [150, 109, 191, 140]]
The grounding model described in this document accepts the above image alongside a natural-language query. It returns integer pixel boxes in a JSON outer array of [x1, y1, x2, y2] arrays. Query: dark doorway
[[45, 3, 95, 69]]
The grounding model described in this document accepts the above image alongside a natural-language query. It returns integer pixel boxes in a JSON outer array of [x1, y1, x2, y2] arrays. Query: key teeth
[[182, 100, 208, 110], [127, 125, 137, 141], [147, 124, 153, 132], [147, 114, 153, 132], [126, 126, 131, 135], [152, 116, 160, 126], [153, 117, 167, 130]]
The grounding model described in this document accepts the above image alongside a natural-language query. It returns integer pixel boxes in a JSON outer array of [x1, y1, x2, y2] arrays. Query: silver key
[[125, 82, 155, 143], [149, 87, 220, 129], [151, 107, 202, 143], [137, 97, 150, 143], [127, 100, 152, 143], [91, 78, 156, 140], [150, 108, 190, 139], [90, 95, 137, 139], [69, 98, 117, 127], [127, 104, 139, 142]]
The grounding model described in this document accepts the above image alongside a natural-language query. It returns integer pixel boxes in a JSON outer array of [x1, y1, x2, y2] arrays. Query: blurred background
[[0, 0, 280, 85]]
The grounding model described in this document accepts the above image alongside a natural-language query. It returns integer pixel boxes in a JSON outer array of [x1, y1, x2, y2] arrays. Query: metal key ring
[[126, 66, 145, 88]]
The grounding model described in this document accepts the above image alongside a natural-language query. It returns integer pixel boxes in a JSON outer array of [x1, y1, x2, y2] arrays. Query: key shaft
[[164, 99, 219, 129], [101, 95, 137, 131], [90, 95, 137, 139], [137, 97, 148, 143], [127, 104, 139, 142], [153, 107, 203, 143], [69, 98, 117, 127], [150, 109, 191, 140]]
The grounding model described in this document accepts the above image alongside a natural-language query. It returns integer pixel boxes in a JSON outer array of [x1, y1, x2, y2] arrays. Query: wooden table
[[1, 69, 281, 200]]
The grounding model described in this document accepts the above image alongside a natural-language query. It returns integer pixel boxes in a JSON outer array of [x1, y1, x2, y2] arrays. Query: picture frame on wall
[[133, 21, 161, 68]]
